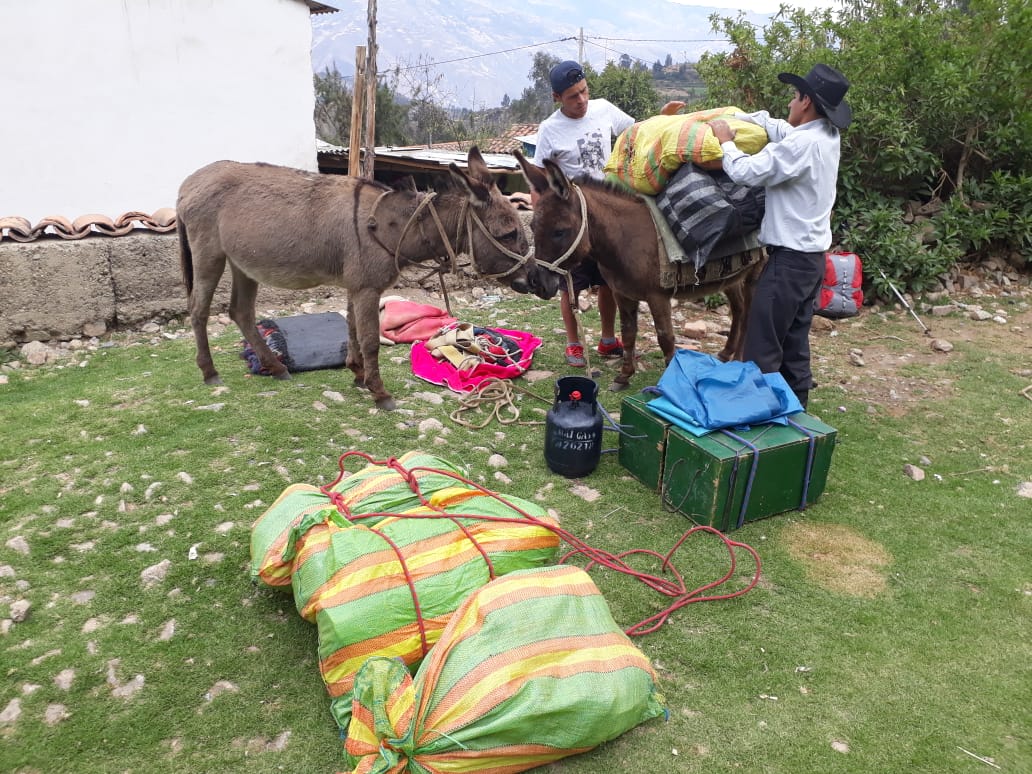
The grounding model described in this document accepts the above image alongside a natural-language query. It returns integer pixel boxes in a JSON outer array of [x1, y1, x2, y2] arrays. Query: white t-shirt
[[532, 99, 634, 181]]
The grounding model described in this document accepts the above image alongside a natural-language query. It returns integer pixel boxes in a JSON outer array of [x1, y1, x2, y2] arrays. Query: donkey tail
[[177, 215, 194, 297]]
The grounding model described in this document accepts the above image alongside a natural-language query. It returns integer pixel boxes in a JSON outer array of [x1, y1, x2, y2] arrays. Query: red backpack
[[815, 251, 863, 319]]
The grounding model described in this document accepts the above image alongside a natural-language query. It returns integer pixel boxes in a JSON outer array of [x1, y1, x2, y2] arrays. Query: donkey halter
[[367, 186, 534, 313], [370, 188, 533, 277], [531, 182, 590, 305]]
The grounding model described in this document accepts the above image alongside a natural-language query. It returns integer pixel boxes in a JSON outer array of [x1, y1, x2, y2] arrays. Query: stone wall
[[0, 233, 334, 347], [0, 220, 518, 348]]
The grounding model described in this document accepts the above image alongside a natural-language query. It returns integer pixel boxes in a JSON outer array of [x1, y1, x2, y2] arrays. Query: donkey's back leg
[[350, 287, 394, 410], [188, 253, 226, 385], [228, 264, 289, 380]]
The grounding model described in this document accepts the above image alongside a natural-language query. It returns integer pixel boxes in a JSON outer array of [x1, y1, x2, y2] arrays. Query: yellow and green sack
[[604, 105, 768, 194], [249, 451, 470, 589], [248, 452, 561, 729], [316, 500, 559, 728], [345, 565, 666, 773]]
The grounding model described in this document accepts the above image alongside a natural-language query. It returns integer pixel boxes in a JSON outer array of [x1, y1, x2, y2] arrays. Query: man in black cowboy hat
[[710, 63, 852, 409]]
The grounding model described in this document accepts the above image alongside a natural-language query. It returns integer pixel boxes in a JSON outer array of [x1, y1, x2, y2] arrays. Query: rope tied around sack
[[319, 452, 499, 660], [317, 451, 762, 638]]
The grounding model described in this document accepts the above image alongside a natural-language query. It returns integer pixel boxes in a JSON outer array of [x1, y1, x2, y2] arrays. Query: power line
[[388, 37, 576, 72], [586, 37, 729, 43], [356, 33, 733, 74], [321, 32, 730, 82]]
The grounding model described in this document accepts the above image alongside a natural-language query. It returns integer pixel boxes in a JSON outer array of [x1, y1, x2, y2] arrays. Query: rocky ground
[[4, 258, 1031, 412]]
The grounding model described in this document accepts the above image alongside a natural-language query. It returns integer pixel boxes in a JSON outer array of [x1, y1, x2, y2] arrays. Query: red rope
[[316, 453, 498, 653], [312, 452, 762, 637], [364, 524, 432, 657]]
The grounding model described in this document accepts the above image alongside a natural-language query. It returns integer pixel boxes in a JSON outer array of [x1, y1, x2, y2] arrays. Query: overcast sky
[[670, 0, 838, 12]]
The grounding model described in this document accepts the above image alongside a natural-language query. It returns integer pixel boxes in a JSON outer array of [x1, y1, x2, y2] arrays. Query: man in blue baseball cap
[[534, 59, 683, 367], [709, 63, 852, 408]]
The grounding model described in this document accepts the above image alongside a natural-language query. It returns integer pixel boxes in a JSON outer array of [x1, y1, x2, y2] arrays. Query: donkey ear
[[448, 162, 491, 207], [542, 159, 572, 201], [513, 150, 548, 195], [465, 146, 495, 186], [391, 175, 418, 192]]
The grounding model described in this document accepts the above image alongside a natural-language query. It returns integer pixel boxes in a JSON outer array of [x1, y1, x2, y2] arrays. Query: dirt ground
[[808, 288, 1032, 414], [276, 261, 1032, 416], [11, 257, 1031, 416]]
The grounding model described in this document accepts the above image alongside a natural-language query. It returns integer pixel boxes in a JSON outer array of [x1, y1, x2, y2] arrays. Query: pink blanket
[[410, 327, 542, 392], [380, 300, 456, 344]]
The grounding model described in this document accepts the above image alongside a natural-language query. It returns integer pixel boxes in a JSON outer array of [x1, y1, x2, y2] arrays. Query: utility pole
[[578, 27, 584, 64], [348, 45, 366, 177], [362, 0, 377, 179]]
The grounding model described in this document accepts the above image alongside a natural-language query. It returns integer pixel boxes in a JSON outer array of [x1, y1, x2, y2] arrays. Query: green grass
[[1, 291, 1030, 773]]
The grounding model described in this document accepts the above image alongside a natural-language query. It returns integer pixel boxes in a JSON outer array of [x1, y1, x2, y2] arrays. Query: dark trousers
[[742, 246, 825, 408]]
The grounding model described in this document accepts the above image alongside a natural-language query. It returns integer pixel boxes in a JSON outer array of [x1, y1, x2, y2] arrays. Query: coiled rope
[[448, 377, 552, 429]]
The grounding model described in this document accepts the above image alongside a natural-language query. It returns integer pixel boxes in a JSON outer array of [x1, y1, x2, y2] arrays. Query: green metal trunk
[[662, 413, 838, 531], [617, 392, 671, 491]]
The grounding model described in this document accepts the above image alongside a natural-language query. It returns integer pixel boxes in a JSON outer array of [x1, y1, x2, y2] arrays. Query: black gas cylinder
[[544, 376, 604, 478]]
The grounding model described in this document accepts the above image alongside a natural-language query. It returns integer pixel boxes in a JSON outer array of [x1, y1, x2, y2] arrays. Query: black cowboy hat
[[778, 64, 852, 129]]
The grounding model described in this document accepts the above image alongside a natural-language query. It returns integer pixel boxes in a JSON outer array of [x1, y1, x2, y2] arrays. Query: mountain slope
[[311, 0, 769, 109]]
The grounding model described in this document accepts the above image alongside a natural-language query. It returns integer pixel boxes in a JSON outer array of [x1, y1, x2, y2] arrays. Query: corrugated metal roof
[[316, 140, 521, 171]]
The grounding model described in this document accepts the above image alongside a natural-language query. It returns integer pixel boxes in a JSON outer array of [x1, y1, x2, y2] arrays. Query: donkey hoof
[[353, 378, 369, 391], [608, 381, 630, 393], [375, 396, 397, 411], [203, 375, 223, 386], [273, 370, 292, 381]]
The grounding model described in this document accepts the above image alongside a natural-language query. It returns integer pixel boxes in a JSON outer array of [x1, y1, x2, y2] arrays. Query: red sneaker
[[564, 344, 586, 367], [597, 339, 624, 358]]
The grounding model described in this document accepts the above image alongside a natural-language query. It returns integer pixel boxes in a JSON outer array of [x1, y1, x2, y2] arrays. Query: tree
[[665, 53, 674, 67], [314, 64, 411, 147], [590, 61, 662, 119], [509, 52, 561, 122], [695, 0, 1032, 290], [374, 77, 409, 146], [313, 64, 352, 146], [393, 55, 456, 146]]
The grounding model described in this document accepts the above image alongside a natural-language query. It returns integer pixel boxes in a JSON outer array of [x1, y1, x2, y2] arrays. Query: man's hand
[[659, 100, 685, 116], [709, 119, 736, 143]]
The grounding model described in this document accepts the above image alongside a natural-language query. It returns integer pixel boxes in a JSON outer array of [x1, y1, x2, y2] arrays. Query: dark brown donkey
[[178, 147, 559, 410], [515, 150, 765, 392]]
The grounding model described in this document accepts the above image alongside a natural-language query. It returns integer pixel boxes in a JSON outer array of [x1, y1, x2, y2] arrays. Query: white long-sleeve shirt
[[719, 111, 841, 253]]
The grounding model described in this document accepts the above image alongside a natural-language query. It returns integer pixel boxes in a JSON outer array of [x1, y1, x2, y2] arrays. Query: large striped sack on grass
[[604, 105, 768, 195], [247, 452, 560, 728], [316, 499, 560, 728], [345, 564, 666, 774], [249, 452, 471, 590]]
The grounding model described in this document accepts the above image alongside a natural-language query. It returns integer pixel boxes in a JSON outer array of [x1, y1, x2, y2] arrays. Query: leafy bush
[[696, 0, 1032, 291], [836, 193, 958, 299], [936, 171, 1032, 263]]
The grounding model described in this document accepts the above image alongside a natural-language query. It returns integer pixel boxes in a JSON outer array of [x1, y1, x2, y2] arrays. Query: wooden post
[[348, 45, 366, 177], [361, 0, 378, 179]]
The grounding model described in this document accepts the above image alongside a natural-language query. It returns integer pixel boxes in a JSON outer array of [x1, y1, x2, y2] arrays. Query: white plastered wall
[[0, 0, 321, 224]]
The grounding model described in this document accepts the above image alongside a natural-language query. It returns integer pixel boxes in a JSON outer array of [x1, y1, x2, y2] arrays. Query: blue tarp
[[645, 350, 804, 436]]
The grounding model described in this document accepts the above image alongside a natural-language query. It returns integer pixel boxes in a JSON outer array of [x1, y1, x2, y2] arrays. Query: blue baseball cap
[[549, 60, 585, 95]]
